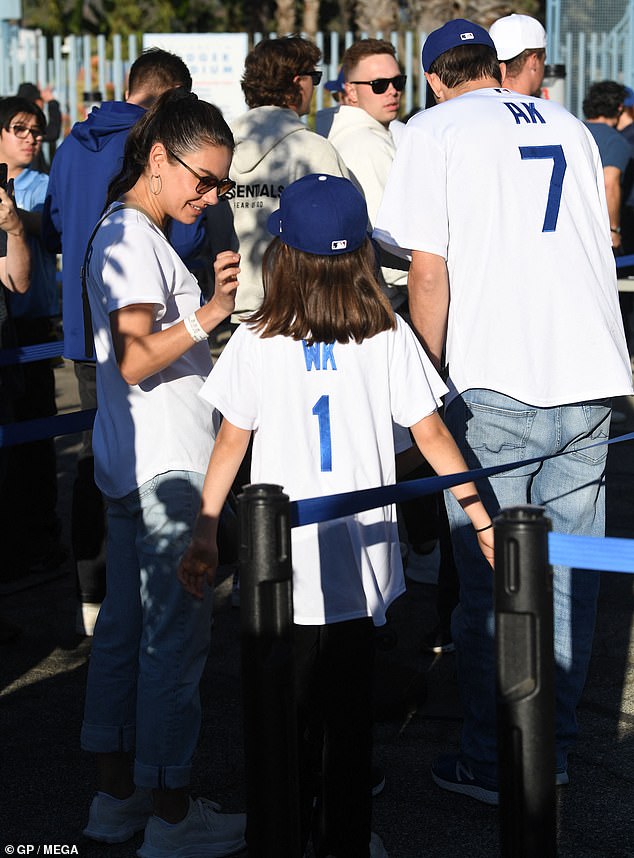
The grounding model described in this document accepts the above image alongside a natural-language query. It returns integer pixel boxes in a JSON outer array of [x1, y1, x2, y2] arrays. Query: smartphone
[[0, 163, 7, 190]]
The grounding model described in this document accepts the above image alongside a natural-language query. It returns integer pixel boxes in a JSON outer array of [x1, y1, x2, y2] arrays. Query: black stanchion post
[[239, 483, 301, 858], [495, 505, 557, 858]]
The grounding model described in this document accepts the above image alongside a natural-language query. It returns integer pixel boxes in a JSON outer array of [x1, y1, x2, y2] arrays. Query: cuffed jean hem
[[80, 722, 136, 754], [134, 760, 193, 791]]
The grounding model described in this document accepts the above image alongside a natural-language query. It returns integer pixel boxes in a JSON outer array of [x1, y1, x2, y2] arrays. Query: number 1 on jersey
[[312, 395, 332, 472], [519, 144, 567, 232]]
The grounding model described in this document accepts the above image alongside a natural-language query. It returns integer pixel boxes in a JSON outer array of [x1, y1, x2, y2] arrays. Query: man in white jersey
[[374, 18, 633, 805]]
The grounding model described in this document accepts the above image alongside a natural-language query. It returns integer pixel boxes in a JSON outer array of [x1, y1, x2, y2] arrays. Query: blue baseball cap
[[325, 68, 345, 93], [267, 174, 368, 256], [422, 18, 496, 72], [624, 86, 634, 108]]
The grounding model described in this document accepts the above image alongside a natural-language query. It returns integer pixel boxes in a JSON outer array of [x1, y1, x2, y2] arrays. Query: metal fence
[[0, 29, 429, 129], [552, 0, 634, 118], [1, 24, 634, 132]]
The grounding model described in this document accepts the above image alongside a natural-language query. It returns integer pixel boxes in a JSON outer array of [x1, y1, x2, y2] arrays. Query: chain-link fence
[[551, 0, 634, 116]]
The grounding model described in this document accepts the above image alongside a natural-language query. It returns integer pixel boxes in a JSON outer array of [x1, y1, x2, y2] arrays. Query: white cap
[[489, 14, 547, 61]]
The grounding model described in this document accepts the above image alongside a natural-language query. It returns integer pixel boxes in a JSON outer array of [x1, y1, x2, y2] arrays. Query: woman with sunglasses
[[80, 87, 245, 858]]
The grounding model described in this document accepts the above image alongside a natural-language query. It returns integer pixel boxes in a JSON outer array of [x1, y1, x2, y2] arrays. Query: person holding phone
[[0, 158, 31, 643], [0, 162, 30, 293], [0, 96, 65, 581]]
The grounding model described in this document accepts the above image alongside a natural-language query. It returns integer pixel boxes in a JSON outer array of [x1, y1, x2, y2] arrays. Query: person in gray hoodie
[[221, 36, 349, 320]]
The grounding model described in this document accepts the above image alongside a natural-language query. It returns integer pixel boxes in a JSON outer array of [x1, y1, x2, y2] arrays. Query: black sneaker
[[431, 754, 498, 805]]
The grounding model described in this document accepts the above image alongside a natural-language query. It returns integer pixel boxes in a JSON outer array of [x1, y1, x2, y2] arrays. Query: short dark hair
[[106, 88, 234, 207], [241, 36, 320, 109], [504, 47, 545, 78], [583, 80, 626, 120], [429, 43, 502, 89], [247, 237, 396, 345], [16, 82, 41, 102], [341, 38, 398, 80], [0, 96, 46, 134], [127, 48, 192, 98]]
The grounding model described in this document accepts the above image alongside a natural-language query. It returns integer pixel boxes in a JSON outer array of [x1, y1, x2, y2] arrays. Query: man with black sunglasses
[[327, 39, 408, 311]]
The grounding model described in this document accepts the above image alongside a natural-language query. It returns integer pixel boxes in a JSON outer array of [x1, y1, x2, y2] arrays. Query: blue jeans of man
[[444, 389, 611, 784], [81, 470, 212, 789]]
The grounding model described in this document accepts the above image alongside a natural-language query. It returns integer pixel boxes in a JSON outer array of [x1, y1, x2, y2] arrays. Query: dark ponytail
[[105, 88, 234, 208]]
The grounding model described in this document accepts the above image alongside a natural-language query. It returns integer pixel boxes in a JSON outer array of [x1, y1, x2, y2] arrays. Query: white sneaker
[[83, 788, 153, 843], [137, 797, 246, 858]]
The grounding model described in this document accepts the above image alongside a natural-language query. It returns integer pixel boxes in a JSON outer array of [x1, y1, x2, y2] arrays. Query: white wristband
[[183, 312, 208, 344]]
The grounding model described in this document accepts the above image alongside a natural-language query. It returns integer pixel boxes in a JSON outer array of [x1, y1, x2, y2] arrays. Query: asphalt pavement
[[1, 360, 633, 858]]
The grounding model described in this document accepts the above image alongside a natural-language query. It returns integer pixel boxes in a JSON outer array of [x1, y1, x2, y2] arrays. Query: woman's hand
[[211, 250, 240, 317], [178, 535, 218, 598]]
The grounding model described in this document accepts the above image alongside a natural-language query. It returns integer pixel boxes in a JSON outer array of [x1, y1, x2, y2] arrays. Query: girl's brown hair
[[247, 237, 396, 345]]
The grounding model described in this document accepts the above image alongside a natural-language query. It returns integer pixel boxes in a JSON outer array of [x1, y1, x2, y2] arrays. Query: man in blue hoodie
[[42, 48, 204, 635]]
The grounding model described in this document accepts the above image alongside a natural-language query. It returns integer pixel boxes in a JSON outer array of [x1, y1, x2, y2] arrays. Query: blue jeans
[[444, 389, 611, 784], [81, 470, 212, 789]]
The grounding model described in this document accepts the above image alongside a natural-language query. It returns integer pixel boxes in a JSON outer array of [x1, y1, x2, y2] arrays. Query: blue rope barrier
[[290, 432, 634, 574], [2, 399, 633, 571], [290, 431, 634, 528], [616, 253, 634, 269], [0, 408, 95, 447], [0, 340, 65, 366], [549, 532, 634, 573]]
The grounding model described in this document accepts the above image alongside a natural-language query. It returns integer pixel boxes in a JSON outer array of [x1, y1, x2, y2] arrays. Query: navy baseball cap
[[422, 19, 496, 72], [325, 68, 345, 93], [267, 174, 368, 256], [624, 86, 634, 108]]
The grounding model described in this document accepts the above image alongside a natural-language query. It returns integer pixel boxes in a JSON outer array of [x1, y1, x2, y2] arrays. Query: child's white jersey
[[374, 88, 633, 407], [200, 315, 447, 626]]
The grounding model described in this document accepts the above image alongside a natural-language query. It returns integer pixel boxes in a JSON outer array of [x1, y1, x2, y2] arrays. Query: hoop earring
[[150, 174, 162, 195]]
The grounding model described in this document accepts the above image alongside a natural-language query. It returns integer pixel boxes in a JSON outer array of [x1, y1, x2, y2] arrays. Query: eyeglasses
[[300, 70, 323, 86], [167, 149, 235, 200], [8, 123, 44, 141], [349, 75, 407, 94]]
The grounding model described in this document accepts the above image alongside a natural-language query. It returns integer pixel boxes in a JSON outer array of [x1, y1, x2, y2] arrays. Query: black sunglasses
[[300, 70, 323, 86], [167, 149, 235, 200], [349, 74, 407, 94]]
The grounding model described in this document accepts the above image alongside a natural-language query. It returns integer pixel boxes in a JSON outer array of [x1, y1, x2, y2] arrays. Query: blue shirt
[[584, 121, 633, 176]]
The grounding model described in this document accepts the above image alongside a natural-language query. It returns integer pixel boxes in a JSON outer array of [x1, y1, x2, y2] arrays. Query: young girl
[[178, 173, 494, 858]]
